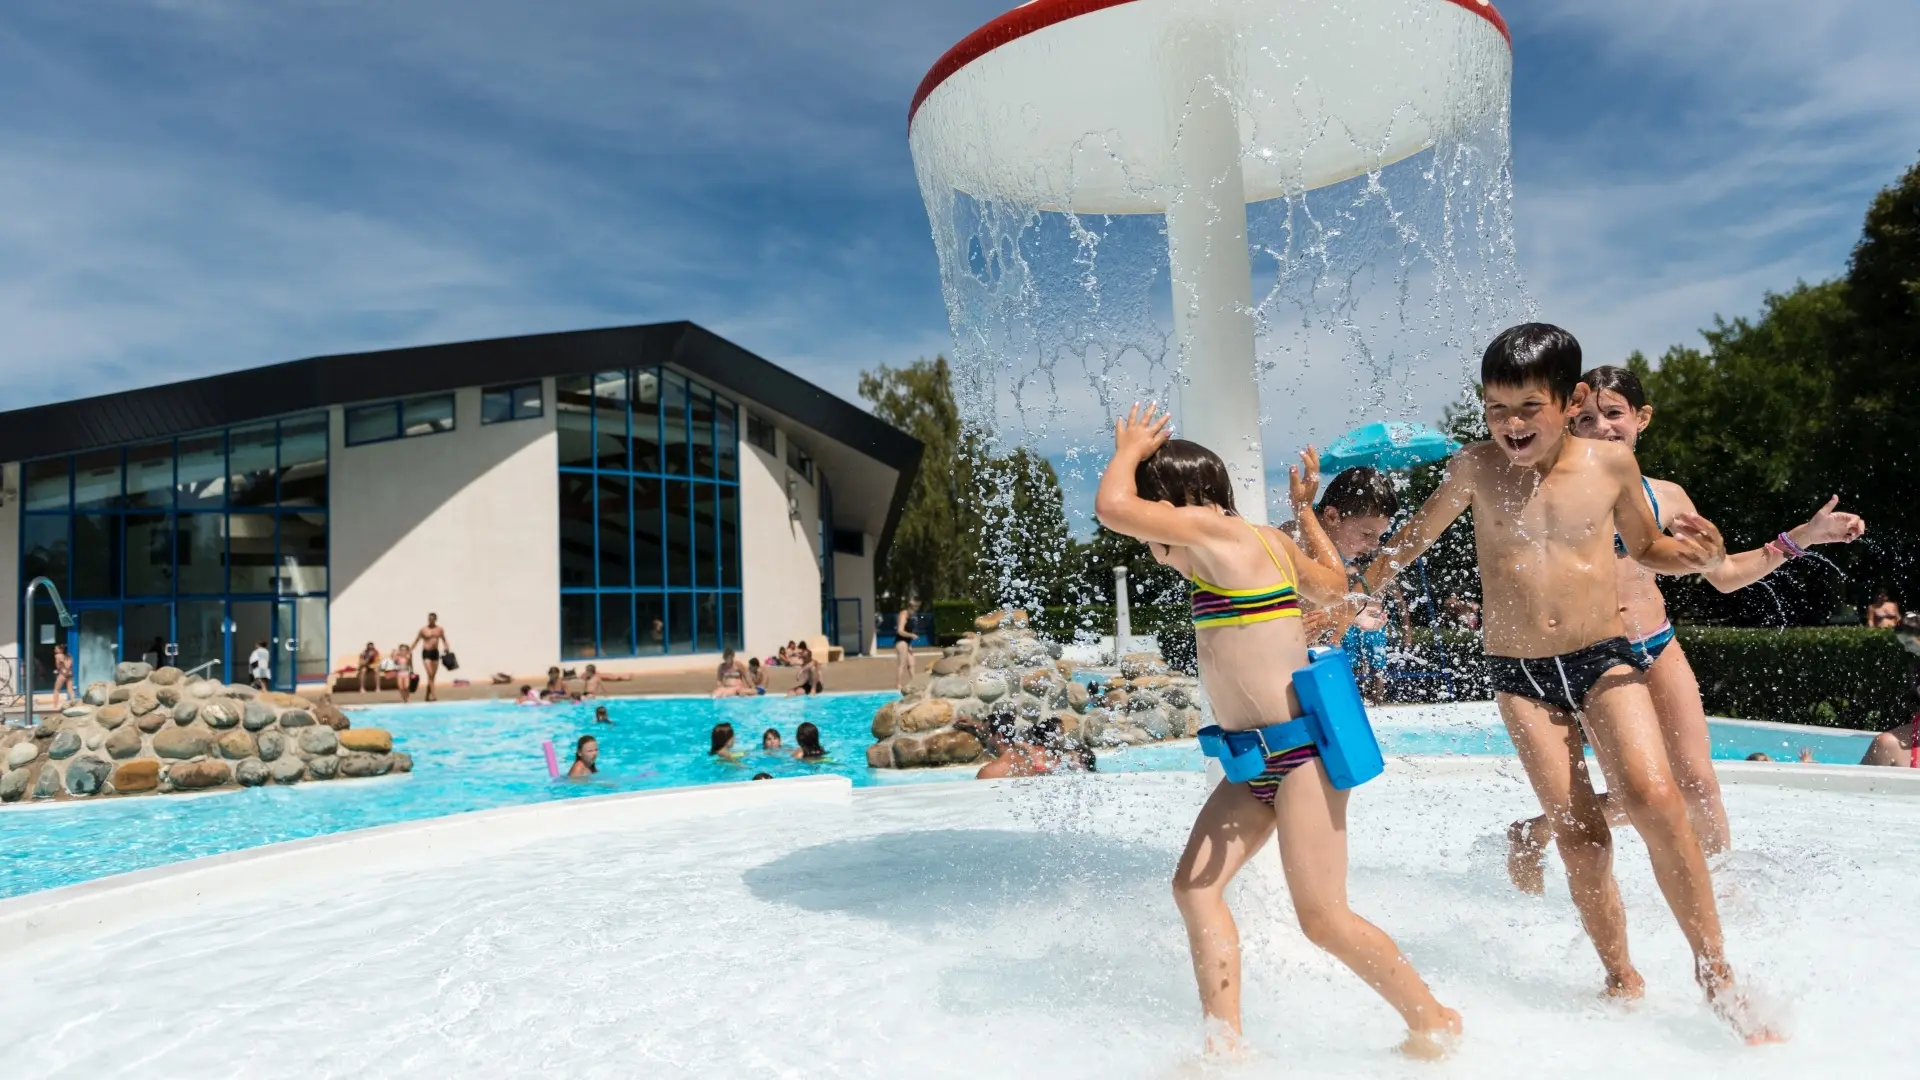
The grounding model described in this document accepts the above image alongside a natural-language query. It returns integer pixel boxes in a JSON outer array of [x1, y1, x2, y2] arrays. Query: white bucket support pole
[[1163, 22, 1265, 523]]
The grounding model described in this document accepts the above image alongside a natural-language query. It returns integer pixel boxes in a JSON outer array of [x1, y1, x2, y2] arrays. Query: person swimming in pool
[[792, 722, 827, 761], [1097, 402, 1459, 1060], [567, 735, 599, 778], [762, 728, 783, 752], [710, 722, 742, 760]]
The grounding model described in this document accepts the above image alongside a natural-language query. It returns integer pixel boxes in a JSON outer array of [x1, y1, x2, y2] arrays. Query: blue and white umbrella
[[1318, 422, 1458, 474]]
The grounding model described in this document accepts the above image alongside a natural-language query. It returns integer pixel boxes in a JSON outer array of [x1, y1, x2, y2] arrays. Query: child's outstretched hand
[[1667, 512, 1728, 572], [1289, 446, 1322, 514], [1114, 402, 1172, 460], [1797, 495, 1866, 545]]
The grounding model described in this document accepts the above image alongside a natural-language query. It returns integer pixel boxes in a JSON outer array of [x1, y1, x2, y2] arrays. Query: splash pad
[[911, 0, 1520, 522], [4, 764, 1917, 1077]]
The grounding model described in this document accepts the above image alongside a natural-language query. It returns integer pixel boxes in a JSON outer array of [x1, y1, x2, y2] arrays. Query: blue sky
[[3, 0, 1916, 440]]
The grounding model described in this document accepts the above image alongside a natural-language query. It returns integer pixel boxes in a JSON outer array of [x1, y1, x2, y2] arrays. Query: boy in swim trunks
[[1363, 324, 1780, 1043]]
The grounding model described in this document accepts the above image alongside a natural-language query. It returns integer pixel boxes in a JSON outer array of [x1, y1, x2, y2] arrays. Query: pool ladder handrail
[[183, 659, 222, 681], [21, 576, 76, 729]]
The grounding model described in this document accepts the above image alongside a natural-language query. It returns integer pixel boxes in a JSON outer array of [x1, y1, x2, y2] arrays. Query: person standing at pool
[[567, 736, 599, 778], [51, 643, 73, 709], [1506, 364, 1866, 879], [411, 613, 451, 702], [247, 639, 271, 691], [1363, 325, 1777, 1042], [1096, 402, 1461, 1061], [895, 599, 920, 692]]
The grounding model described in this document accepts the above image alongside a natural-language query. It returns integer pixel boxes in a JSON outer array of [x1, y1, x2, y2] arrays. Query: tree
[[858, 357, 977, 604]]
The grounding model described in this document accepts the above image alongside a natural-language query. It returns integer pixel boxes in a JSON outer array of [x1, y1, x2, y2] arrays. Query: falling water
[[910, 0, 1529, 615]]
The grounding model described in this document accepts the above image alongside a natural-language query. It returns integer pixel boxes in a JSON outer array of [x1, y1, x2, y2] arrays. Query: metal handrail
[[184, 659, 222, 680], [22, 576, 75, 728]]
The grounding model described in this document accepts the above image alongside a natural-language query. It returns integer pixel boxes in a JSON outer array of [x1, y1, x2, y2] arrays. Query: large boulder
[[932, 676, 973, 699], [65, 756, 111, 796], [306, 754, 340, 780], [298, 728, 339, 757], [241, 700, 278, 732], [871, 702, 898, 740], [234, 758, 270, 787], [338, 728, 392, 754], [7, 741, 39, 769], [112, 760, 160, 793], [167, 759, 232, 790], [0, 767, 30, 802], [337, 753, 391, 778], [96, 703, 130, 730], [277, 710, 315, 729], [149, 666, 184, 687], [200, 700, 241, 730], [82, 682, 112, 707], [223, 683, 257, 699], [256, 731, 287, 763], [390, 752, 413, 774], [33, 763, 63, 799], [136, 707, 172, 734], [152, 725, 212, 761], [311, 695, 350, 731], [170, 700, 199, 725], [128, 691, 160, 717], [113, 661, 152, 685], [104, 725, 143, 759], [268, 757, 306, 785], [216, 730, 257, 761], [898, 699, 955, 734], [48, 731, 82, 760]]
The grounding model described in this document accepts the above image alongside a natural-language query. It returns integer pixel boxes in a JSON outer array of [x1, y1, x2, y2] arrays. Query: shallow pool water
[[4, 768, 1913, 1078], [0, 696, 1881, 899]]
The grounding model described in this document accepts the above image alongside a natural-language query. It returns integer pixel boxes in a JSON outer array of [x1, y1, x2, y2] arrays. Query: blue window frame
[[557, 367, 742, 659], [482, 382, 544, 424], [16, 413, 331, 692], [344, 393, 456, 446]]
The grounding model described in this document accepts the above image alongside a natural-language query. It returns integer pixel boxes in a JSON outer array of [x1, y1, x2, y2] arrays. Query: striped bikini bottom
[[1244, 744, 1321, 806]]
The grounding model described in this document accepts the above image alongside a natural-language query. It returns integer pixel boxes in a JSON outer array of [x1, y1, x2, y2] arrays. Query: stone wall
[[867, 610, 1206, 769], [0, 662, 410, 804]]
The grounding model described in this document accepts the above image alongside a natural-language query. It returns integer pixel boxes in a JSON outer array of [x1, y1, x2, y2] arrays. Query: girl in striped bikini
[[1506, 366, 1866, 890], [1095, 404, 1461, 1061]]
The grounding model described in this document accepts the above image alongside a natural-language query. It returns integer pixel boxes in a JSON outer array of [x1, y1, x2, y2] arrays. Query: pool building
[[0, 323, 920, 693]]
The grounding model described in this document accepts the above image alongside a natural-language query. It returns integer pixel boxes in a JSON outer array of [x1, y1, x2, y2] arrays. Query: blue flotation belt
[[1196, 648, 1386, 790]]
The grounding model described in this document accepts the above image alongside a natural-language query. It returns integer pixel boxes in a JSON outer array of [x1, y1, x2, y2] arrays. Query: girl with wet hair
[[1098, 403, 1460, 1059], [567, 735, 599, 778], [709, 722, 739, 758], [793, 722, 827, 761], [1505, 365, 1867, 882]]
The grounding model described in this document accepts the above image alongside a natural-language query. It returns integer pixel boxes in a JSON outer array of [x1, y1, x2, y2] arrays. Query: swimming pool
[[0, 695, 1880, 899]]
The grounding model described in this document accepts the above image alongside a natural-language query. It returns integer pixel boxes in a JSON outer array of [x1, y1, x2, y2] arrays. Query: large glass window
[[557, 366, 742, 657], [18, 412, 330, 691]]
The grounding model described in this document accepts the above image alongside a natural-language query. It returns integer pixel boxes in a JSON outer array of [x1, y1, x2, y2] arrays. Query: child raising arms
[[1507, 364, 1865, 885], [1364, 324, 1779, 1043], [1096, 404, 1460, 1060]]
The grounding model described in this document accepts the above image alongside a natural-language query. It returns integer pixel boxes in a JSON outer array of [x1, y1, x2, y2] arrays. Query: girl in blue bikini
[[1096, 403, 1460, 1060], [1507, 365, 1865, 888]]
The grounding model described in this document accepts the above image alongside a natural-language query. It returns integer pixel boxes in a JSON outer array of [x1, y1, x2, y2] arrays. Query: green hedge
[[1678, 627, 1910, 730]]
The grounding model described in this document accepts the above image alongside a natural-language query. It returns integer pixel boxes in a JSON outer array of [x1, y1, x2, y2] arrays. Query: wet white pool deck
[[3, 757, 1917, 1079]]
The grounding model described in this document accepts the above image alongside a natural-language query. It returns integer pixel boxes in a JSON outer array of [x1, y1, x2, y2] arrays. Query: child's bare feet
[[1199, 1016, 1251, 1062], [1397, 1006, 1464, 1060], [1506, 817, 1550, 895], [1602, 969, 1646, 1002], [1699, 960, 1789, 1045]]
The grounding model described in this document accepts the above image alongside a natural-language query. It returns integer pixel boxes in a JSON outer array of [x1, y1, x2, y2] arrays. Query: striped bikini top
[[1190, 521, 1301, 628], [1613, 478, 1663, 558]]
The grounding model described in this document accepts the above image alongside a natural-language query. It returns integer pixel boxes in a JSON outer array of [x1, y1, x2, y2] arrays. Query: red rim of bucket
[[908, 0, 1512, 127]]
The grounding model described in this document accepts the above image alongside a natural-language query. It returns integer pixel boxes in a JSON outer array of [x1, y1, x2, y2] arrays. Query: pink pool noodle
[[543, 739, 560, 779]]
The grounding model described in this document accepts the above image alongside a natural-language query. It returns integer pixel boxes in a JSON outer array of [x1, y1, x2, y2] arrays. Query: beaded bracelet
[[1771, 532, 1807, 559]]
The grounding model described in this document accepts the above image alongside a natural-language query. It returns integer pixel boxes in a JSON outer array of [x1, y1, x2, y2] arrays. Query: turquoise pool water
[[0, 695, 1878, 899]]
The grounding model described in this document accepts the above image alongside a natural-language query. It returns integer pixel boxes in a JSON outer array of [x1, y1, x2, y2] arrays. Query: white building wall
[[739, 434, 823, 660], [832, 540, 876, 655], [328, 386, 559, 683]]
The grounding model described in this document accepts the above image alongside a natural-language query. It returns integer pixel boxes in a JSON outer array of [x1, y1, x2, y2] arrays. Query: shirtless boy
[[1364, 323, 1778, 1042]]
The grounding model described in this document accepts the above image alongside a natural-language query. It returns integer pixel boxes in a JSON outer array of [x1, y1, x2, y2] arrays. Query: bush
[[1678, 626, 1911, 730]]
